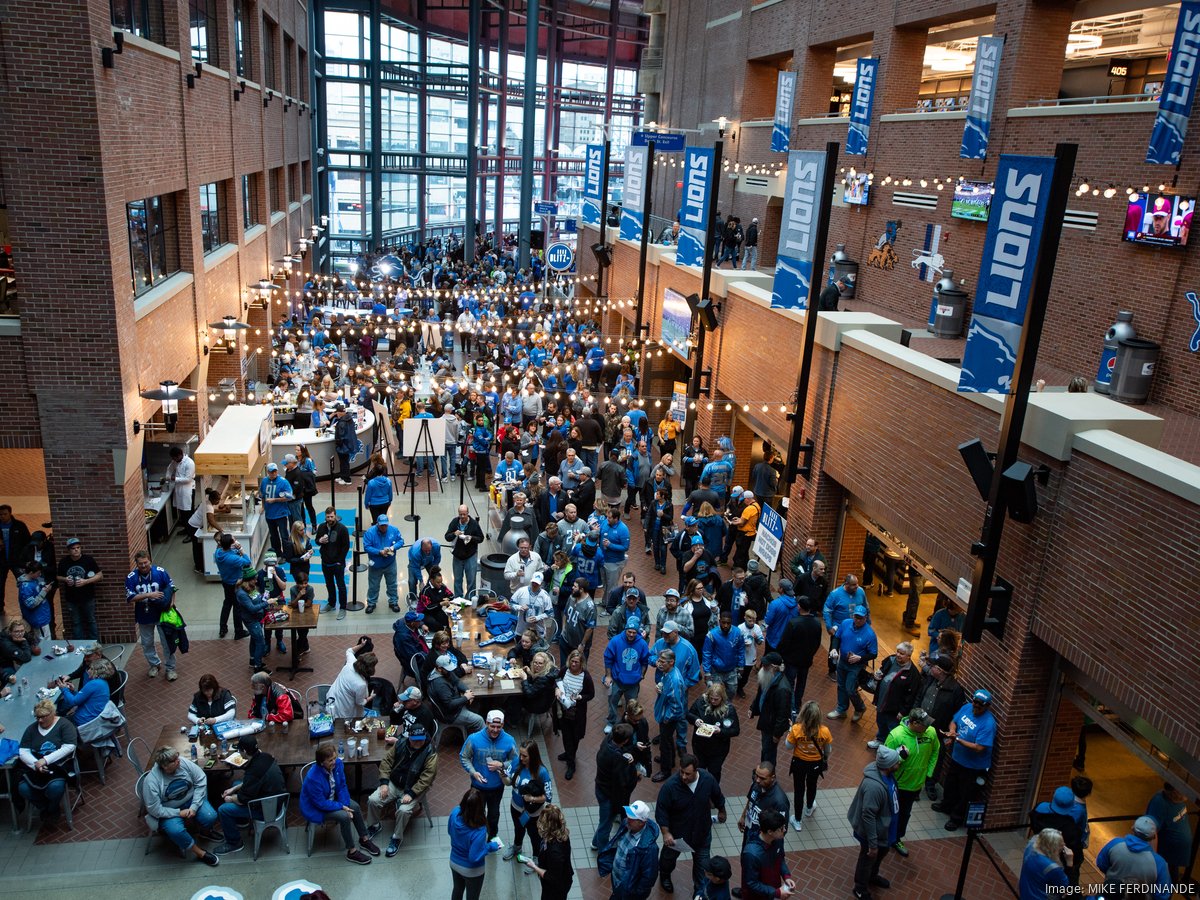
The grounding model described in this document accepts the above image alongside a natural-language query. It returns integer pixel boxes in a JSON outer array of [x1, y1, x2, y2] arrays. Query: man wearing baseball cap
[[367, 725, 438, 856], [363, 514, 405, 614], [259, 461, 294, 557], [597, 799, 661, 900], [392, 610, 429, 684], [670, 516, 704, 593], [1096, 815, 1171, 895], [393, 685, 435, 739], [602, 615, 650, 732], [933, 689, 996, 831], [459, 710, 517, 840], [511, 570, 553, 637], [827, 606, 877, 723], [915, 654, 965, 801], [883, 708, 939, 858]]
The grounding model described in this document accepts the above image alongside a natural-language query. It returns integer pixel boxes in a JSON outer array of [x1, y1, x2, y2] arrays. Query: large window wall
[[319, 8, 641, 268]]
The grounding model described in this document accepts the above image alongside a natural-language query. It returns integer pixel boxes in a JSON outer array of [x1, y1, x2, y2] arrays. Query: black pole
[[597, 137, 612, 300], [355, 484, 365, 538], [464, 0, 480, 265], [688, 138, 723, 402], [634, 139, 656, 338], [939, 828, 977, 900], [783, 141, 840, 488], [962, 142, 1076, 644]]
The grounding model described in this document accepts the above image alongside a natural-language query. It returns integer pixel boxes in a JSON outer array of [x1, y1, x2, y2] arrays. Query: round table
[[0, 647, 85, 737], [271, 406, 377, 478]]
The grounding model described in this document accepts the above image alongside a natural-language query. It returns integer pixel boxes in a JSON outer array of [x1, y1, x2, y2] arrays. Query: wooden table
[[263, 604, 319, 680], [451, 609, 525, 700], [154, 716, 383, 795]]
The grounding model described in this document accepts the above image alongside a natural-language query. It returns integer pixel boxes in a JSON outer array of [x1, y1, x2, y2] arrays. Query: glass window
[[382, 89, 418, 152], [284, 34, 295, 96], [324, 11, 366, 60], [383, 20, 417, 63], [262, 16, 278, 90], [327, 81, 371, 151], [242, 173, 261, 229], [382, 173, 418, 236], [199, 182, 222, 253], [270, 167, 285, 213], [189, 0, 218, 67], [127, 195, 179, 296], [111, 0, 166, 45], [234, 0, 252, 79], [329, 171, 370, 235], [297, 48, 308, 101]]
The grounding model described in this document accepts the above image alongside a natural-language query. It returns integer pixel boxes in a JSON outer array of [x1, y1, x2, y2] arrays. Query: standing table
[[263, 604, 320, 680]]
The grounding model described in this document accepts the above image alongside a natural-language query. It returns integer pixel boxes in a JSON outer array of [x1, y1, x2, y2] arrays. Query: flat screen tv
[[843, 173, 870, 206], [1123, 194, 1193, 247], [952, 180, 993, 222]]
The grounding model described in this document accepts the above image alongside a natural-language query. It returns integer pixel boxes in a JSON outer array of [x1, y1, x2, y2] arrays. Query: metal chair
[[247, 792, 292, 860], [300, 762, 338, 856], [126, 736, 151, 776], [408, 651, 426, 686], [135, 770, 185, 857], [21, 753, 83, 833], [428, 695, 464, 749], [305, 684, 332, 717], [108, 645, 127, 666], [406, 590, 420, 611]]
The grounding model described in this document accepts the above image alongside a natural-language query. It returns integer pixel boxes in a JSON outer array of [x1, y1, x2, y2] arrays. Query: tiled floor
[[1, 473, 1029, 897]]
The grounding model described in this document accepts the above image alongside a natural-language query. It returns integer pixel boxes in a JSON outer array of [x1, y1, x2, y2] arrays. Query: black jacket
[[918, 672, 966, 731], [567, 478, 596, 519], [777, 613, 823, 670], [428, 671, 469, 719], [751, 671, 793, 738], [794, 572, 829, 611], [444, 515, 485, 560], [239, 752, 286, 804], [315, 521, 350, 565], [595, 736, 639, 805], [0, 518, 32, 570], [874, 656, 924, 717], [521, 667, 559, 715], [687, 695, 740, 757], [0, 633, 34, 679], [654, 769, 725, 847]]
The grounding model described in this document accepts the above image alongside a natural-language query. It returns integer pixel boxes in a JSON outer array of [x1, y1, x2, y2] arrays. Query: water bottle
[[338, 739, 345, 760], [190, 743, 198, 761], [309, 700, 318, 719], [1095, 311, 1136, 394]]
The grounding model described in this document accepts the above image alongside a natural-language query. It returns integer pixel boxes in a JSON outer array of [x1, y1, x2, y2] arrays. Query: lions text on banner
[[770, 149, 827, 311], [1147, 1, 1200, 165], [961, 36, 1004, 160], [620, 145, 649, 242], [846, 58, 878, 156], [771, 71, 796, 153], [958, 155, 1057, 394], [752, 504, 786, 570], [582, 143, 606, 226], [676, 147, 714, 268]]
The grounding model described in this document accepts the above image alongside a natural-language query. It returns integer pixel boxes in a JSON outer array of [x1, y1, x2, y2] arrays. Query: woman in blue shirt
[[448, 788, 502, 900], [504, 740, 553, 861], [1019, 828, 1070, 899], [471, 415, 494, 491], [299, 742, 378, 865]]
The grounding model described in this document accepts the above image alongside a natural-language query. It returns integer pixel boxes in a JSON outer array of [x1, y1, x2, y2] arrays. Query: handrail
[[1029, 93, 1157, 107]]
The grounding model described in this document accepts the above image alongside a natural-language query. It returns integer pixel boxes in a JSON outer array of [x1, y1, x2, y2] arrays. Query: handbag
[[309, 713, 334, 738]]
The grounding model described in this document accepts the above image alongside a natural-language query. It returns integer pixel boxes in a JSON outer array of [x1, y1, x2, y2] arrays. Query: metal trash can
[[1111, 337, 1160, 404], [832, 244, 859, 299], [931, 270, 968, 338], [480, 552, 510, 599]]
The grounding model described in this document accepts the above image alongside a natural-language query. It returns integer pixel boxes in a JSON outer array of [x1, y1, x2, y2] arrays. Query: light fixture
[[134, 380, 196, 434], [713, 115, 731, 138], [208, 315, 249, 353], [247, 278, 275, 309], [1066, 32, 1102, 54]]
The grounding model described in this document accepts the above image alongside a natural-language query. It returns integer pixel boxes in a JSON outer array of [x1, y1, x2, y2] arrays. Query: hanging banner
[[1147, 1, 1200, 164], [671, 381, 689, 424], [770, 149, 828, 311], [846, 58, 878, 156], [961, 36, 1004, 160], [582, 142, 606, 226], [676, 146, 714, 268], [620, 145, 650, 242], [958, 154, 1057, 394], [771, 71, 797, 153]]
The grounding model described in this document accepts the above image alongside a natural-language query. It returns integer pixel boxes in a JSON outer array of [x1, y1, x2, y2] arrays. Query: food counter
[[270, 405, 376, 478]]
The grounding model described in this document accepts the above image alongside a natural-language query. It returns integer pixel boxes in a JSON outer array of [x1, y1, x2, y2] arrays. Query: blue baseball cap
[[972, 689, 993, 705], [853, 605, 869, 617], [683, 516, 698, 526]]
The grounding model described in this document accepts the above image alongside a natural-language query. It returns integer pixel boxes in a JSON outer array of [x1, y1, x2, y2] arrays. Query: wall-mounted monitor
[[951, 180, 993, 222], [1123, 194, 1193, 248], [843, 173, 870, 206]]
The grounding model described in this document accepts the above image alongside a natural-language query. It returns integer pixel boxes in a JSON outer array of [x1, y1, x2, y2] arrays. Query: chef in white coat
[[167, 446, 196, 541]]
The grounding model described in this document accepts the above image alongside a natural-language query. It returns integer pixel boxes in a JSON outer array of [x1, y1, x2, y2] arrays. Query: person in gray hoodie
[[847, 745, 902, 900], [1096, 816, 1172, 895]]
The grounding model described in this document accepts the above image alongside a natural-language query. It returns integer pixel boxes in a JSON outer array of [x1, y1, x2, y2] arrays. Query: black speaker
[[591, 242, 612, 267], [958, 438, 993, 502], [530, 229, 544, 250], [1002, 461, 1038, 523], [696, 298, 719, 331]]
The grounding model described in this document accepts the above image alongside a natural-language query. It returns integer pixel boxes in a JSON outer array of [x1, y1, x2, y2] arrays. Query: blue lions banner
[[961, 36, 1004, 160], [958, 154, 1057, 394], [1147, 1, 1200, 165], [770, 150, 828, 311], [581, 143, 606, 226], [846, 58, 878, 156], [619, 145, 649, 242], [771, 71, 796, 153], [676, 147, 714, 268]]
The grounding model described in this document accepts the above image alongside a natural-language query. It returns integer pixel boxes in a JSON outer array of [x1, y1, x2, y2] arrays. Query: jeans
[[592, 788, 618, 849], [17, 777, 66, 817], [760, 731, 782, 767], [874, 711, 900, 744], [790, 758, 822, 811], [66, 599, 99, 641], [367, 785, 425, 839], [407, 563, 425, 596], [452, 556, 479, 597], [246, 621, 266, 667], [651, 528, 667, 570], [657, 717, 687, 774], [451, 708, 485, 735], [510, 804, 543, 855], [660, 836, 711, 895], [451, 871, 484, 900], [338, 452, 352, 481], [607, 680, 640, 725], [741, 245, 759, 270], [160, 801, 218, 852], [219, 583, 246, 637], [896, 787, 920, 841], [708, 670, 739, 701], [942, 759, 986, 825], [266, 515, 290, 555], [217, 800, 258, 846], [139, 622, 175, 671], [322, 562, 348, 610], [366, 564, 398, 609], [321, 800, 368, 849], [581, 447, 599, 476], [836, 661, 866, 714], [854, 837, 890, 893]]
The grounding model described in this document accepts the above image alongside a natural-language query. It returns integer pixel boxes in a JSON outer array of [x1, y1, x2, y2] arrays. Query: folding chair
[[301, 762, 338, 856]]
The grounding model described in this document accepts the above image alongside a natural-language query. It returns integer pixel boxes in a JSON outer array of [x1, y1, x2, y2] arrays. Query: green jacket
[[884, 720, 940, 792]]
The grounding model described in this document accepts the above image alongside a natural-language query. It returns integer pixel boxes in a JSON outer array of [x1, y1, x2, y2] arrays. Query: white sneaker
[[148, 666, 159, 678], [804, 803, 816, 817], [866, 740, 880, 750], [603, 724, 613, 734], [791, 816, 803, 832]]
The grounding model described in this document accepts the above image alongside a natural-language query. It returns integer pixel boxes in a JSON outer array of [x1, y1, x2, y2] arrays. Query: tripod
[[401, 416, 440, 542]]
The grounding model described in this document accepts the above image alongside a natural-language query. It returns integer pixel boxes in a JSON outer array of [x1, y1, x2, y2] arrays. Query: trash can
[[480, 552, 509, 599], [1111, 337, 1160, 404], [832, 244, 859, 299], [498, 514, 533, 554], [931, 270, 968, 338]]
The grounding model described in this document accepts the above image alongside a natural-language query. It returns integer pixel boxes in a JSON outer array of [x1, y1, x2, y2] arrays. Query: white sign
[[752, 503, 786, 570], [401, 416, 447, 457]]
